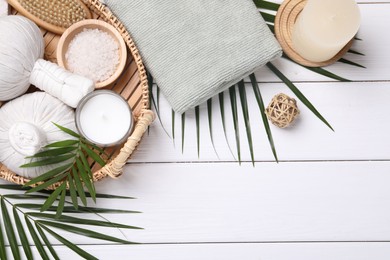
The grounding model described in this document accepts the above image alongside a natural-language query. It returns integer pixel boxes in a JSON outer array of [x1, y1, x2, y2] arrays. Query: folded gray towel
[[104, 0, 282, 114]]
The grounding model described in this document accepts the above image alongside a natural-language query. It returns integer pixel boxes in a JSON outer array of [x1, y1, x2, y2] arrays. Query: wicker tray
[[0, 0, 155, 188]]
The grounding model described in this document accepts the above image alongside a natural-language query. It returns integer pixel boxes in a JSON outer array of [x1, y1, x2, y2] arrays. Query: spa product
[[75, 90, 133, 147], [0, 15, 94, 107], [292, 0, 361, 62], [7, 0, 92, 34], [0, 92, 76, 179], [66, 28, 120, 83]]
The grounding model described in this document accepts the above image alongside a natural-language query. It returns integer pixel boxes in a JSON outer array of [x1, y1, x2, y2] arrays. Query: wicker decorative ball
[[265, 93, 300, 128]]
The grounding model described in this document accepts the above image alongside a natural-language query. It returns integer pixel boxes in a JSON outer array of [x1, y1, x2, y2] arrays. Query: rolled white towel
[[30, 59, 95, 108], [9, 122, 47, 157]]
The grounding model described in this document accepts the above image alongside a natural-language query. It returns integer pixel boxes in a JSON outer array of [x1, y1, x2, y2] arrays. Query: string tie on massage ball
[[265, 93, 300, 128], [0, 15, 94, 108], [9, 122, 47, 157]]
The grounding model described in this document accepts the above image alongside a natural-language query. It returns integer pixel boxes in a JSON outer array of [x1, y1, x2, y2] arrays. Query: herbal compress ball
[[0, 92, 77, 179], [0, 15, 44, 100], [0, 16, 94, 107]]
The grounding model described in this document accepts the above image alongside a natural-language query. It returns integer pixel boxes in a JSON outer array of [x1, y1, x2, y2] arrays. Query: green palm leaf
[[229, 86, 241, 164], [207, 99, 219, 158], [219, 92, 236, 159], [20, 154, 75, 168], [27, 147, 78, 158], [1, 198, 20, 260], [0, 213, 7, 260], [39, 224, 98, 260], [27, 212, 143, 229], [38, 220, 136, 244], [56, 187, 67, 218], [13, 207, 33, 260], [3, 194, 48, 200], [52, 123, 80, 138], [26, 172, 68, 193], [348, 49, 364, 56], [181, 113, 186, 153], [260, 11, 275, 23], [250, 73, 278, 162], [72, 166, 87, 206], [35, 224, 60, 260], [195, 106, 200, 157], [0, 184, 142, 260], [68, 174, 79, 210], [15, 203, 140, 214], [172, 109, 176, 144], [45, 140, 79, 148], [41, 182, 65, 212], [25, 216, 50, 260], [24, 163, 72, 187], [238, 81, 255, 165], [253, 0, 280, 11], [338, 58, 366, 68], [148, 75, 170, 137], [76, 157, 96, 202]]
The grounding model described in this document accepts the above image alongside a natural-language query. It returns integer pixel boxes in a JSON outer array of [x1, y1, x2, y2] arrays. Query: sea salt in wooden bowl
[[57, 19, 127, 89]]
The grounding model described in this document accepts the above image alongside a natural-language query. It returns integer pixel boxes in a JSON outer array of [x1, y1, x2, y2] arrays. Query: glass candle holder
[[75, 90, 134, 147]]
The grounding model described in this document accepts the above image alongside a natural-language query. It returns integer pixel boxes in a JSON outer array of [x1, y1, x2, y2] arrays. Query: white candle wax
[[76, 91, 132, 146], [292, 0, 360, 62]]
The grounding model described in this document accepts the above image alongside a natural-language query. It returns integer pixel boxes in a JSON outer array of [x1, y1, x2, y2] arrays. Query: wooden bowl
[[57, 19, 127, 89]]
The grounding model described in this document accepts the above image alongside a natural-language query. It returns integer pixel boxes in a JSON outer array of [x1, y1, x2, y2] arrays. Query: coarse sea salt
[[66, 28, 120, 83]]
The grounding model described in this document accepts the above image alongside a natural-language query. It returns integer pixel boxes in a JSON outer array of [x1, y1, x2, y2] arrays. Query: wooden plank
[[21, 243, 390, 260], [131, 82, 390, 163], [3, 161, 390, 245], [254, 4, 390, 82], [87, 161, 390, 244]]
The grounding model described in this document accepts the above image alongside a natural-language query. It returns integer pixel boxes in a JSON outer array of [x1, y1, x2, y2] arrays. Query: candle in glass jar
[[292, 0, 360, 62], [76, 90, 133, 146]]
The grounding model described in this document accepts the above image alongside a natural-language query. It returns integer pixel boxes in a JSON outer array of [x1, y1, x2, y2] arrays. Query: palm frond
[[0, 184, 140, 260]]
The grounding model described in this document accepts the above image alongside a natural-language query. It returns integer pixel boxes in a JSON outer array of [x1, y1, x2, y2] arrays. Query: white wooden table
[[3, 0, 390, 259]]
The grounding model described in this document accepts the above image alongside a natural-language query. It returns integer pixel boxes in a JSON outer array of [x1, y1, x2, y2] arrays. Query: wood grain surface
[[1, 1, 390, 259]]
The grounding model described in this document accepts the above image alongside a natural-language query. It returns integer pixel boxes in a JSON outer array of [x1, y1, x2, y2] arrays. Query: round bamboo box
[[0, 0, 155, 188]]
